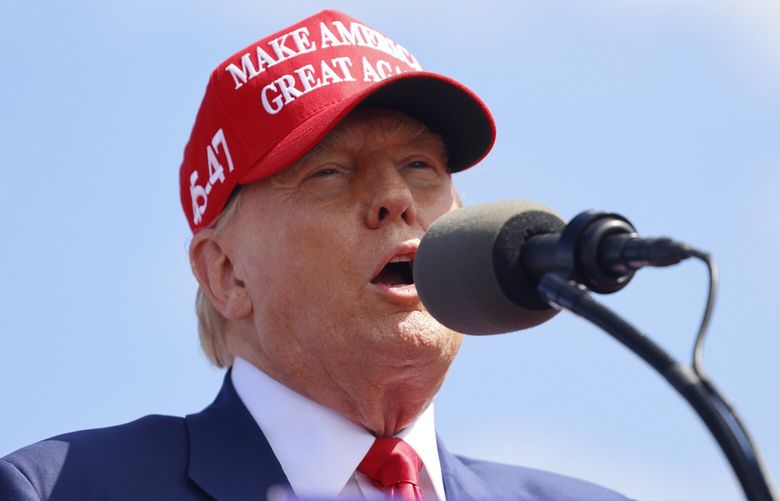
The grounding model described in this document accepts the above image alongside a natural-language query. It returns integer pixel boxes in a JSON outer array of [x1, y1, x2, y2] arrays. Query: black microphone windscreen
[[414, 200, 565, 335]]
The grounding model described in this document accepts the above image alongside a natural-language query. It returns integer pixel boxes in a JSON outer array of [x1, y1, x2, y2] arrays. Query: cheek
[[415, 184, 458, 228], [251, 219, 365, 355], [262, 215, 360, 300]]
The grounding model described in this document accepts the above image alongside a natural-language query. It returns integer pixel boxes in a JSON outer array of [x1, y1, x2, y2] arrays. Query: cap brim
[[239, 71, 496, 185]]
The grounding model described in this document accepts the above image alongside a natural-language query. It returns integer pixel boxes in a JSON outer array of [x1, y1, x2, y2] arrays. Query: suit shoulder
[[53, 414, 186, 449], [1, 458, 39, 501], [5, 414, 186, 464], [2, 415, 189, 500], [457, 455, 632, 500]]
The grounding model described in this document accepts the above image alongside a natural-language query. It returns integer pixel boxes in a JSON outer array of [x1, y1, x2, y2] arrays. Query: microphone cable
[[538, 246, 775, 501], [688, 249, 719, 379]]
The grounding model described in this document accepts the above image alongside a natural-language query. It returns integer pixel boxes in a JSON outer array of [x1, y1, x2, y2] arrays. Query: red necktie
[[358, 437, 425, 501]]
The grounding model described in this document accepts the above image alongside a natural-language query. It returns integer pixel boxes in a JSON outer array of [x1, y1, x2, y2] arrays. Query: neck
[[230, 338, 450, 436], [324, 364, 446, 436], [268, 355, 447, 436], [224, 315, 460, 436]]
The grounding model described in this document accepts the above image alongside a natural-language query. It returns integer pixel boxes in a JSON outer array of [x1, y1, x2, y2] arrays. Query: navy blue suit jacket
[[1, 373, 631, 500]]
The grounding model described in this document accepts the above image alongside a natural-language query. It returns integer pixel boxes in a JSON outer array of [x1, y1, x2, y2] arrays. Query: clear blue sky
[[2, 1, 778, 500]]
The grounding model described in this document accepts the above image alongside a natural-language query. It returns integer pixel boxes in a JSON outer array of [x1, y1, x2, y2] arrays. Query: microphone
[[414, 202, 780, 501], [414, 200, 694, 335]]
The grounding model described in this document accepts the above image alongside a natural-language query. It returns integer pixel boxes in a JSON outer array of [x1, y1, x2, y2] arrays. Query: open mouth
[[370, 257, 414, 287]]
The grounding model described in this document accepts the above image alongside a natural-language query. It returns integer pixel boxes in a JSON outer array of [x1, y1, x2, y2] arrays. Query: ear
[[189, 229, 252, 319]]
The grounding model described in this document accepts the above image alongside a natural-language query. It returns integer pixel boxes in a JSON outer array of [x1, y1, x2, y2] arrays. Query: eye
[[306, 166, 343, 180], [403, 158, 444, 179], [407, 160, 432, 170]]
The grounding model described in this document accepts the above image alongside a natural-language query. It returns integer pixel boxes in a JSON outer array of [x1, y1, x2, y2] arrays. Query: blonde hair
[[195, 189, 243, 368]]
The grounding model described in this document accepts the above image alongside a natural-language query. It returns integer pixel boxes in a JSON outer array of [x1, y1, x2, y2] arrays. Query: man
[[1, 10, 630, 500]]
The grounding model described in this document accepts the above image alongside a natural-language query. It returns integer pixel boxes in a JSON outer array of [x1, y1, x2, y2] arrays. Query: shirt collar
[[231, 357, 445, 499]]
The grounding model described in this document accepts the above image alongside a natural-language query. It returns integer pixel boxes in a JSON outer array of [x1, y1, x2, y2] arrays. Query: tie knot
[[358, 437, 423, 491]]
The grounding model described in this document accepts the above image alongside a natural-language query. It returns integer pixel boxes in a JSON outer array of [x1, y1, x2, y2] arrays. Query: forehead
[[318, 108, 441, 149]]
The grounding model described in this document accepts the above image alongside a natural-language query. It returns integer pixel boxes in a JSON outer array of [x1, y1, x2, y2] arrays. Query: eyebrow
[[272, 157, 310, 184], [273, 119, 449, 184], [270, 135, 345, 184]]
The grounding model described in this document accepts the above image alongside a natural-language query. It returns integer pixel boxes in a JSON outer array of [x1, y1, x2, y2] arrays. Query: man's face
[[222, 108, 463, 396]]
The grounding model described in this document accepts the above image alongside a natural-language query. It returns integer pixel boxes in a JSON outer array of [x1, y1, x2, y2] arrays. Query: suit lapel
[[437, 437, 494, 501], [186, 370, 290, 500], [186, 374, 492, 500]]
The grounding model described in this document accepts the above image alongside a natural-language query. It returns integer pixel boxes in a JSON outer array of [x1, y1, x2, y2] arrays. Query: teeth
[[389, 255, 412, 263]]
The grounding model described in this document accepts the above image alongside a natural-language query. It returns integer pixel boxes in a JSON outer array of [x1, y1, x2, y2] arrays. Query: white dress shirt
[[231, 357, 446, 500]]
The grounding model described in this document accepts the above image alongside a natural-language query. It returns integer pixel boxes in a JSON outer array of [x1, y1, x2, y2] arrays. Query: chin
[[382, 310, 463, 359]]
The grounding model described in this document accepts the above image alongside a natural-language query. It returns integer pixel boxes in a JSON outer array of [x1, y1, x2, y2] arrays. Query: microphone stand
[[537, 272, 777, 501]]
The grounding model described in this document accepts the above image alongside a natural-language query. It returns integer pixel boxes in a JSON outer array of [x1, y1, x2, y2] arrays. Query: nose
[[364, 164, 417, 229]]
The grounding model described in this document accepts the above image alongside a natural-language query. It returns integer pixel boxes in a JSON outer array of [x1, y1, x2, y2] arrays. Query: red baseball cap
[[179, 9, 496, 232]]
